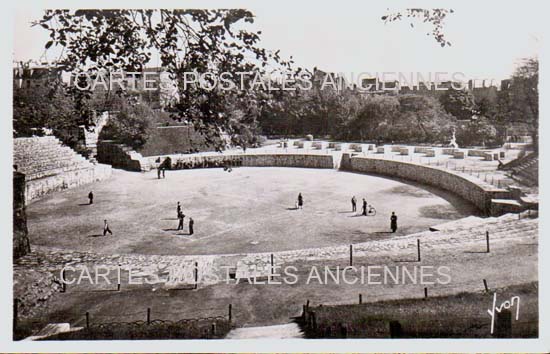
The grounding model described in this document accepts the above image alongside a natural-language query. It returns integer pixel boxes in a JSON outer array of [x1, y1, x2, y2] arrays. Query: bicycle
[[366, 205, 376, 216]]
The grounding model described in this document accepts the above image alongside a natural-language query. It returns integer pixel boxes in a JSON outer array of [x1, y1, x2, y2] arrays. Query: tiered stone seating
[[411, 213, 537, 247], [14, 137, 93, 179], [501, 152, 538, 187], [14, 136, 112, 202], [511, 155, 538, 187]]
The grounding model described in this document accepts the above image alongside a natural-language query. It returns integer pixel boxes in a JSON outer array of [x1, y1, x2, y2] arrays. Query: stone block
[[453, 151, 465, 159], [391, 146, 404, 153], [442, 148, 456, 155], [312, 142, 323, 150]]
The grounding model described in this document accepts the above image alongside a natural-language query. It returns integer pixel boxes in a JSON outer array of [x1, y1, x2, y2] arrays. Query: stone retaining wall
[[147, 153, 334, 170], [25, 164, 112, 203], [349, 156, 510, 213], [13, 172, 30, 259]]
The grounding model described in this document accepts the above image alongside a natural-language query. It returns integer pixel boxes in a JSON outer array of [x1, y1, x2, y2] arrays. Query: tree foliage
[[455, 117, 499, 147], [99, 100, 152, 149], [36, 9, 296, 150], [439, 88, 476, 121], [13, 73, 85, 147], [382, 8, 454, 47], [259, 89, 456, 145], [497, 58, 539, 148]]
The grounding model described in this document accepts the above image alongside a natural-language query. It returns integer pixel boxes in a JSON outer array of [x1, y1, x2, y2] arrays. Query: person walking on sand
[[177, 202, 181, 218], [390, 212, 398, 233], [177, 211, 185, 231], [297, 193, 303, 210], [88, 191, 94, 205], [189, 217, 194, 235], [103, 219, 112, 236], [362, 198, 367, 216], [351, 196, 357, 212]]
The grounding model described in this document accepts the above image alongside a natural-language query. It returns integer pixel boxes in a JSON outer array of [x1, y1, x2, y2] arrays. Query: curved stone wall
[[349, 156, 510, 214], [149, 153, 334, 170]]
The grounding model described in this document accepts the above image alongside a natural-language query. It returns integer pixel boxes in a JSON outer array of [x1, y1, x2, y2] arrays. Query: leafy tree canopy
[[36, 9, 297, 150]]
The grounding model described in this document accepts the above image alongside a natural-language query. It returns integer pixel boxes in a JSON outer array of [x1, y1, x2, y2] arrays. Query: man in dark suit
[[189, 218, 194, 235], [390, 212, 398, 233], [177, 211, 185, 231]]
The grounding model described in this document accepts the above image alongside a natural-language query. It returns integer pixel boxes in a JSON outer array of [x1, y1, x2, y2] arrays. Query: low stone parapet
[[376, 147, 385, 154], [399, 148, 409, 155], [349, 144, 362, 152]]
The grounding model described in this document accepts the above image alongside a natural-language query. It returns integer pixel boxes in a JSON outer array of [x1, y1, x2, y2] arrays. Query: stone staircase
[[97, 141, 151, 172], [500, 152, 538, 187], [511, 154, 538, 187], [14, 136, 112, 202]]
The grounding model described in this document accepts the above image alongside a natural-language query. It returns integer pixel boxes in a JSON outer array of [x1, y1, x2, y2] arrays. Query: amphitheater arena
[[13, 137, 538, 329]]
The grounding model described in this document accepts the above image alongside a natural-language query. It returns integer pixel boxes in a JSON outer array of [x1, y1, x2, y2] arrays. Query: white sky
[[13, 1, 543, 81]]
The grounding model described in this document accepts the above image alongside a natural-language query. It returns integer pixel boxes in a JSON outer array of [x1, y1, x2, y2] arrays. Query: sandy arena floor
[[27, 167, 479, 255]]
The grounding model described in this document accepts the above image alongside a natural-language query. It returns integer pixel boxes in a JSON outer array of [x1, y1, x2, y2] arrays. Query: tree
[[36, 9, 296, 150], [13, 71, 85, 147], [498, 58, 539, 149], [455, 117, 499, 147], [99, 100, 152, 149], [382, 8, 454, 47], [439, 88, 476, 121], [344, 95, 399, 142], [396, 94, 455, 143]]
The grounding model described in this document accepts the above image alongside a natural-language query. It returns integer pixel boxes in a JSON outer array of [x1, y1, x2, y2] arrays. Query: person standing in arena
[[177, 211, 185, 231], [103, 219, 113, 236], [351, 196, 357, 212], [362, 198, 367, 216], [390, 212, 398, 233], [88, 191, 94, 205], [297, 193, 303, 209], [189, 217, 194, 235]]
